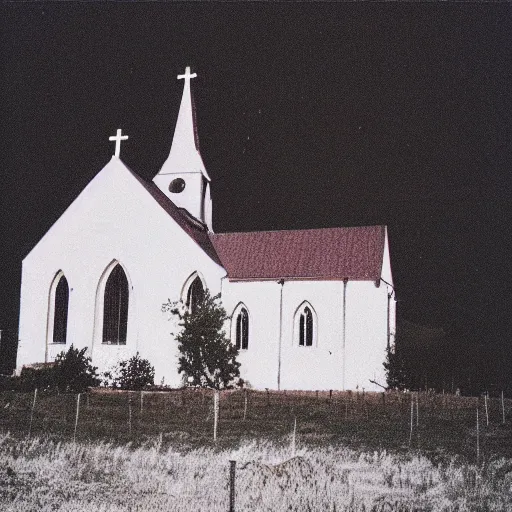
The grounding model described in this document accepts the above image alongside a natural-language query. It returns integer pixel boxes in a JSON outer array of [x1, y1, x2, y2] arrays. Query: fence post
[[28, 388, 38, 438], [291, 416, 297, 457], [484, 392, 489, 426], [243, 389, 248, 421], [213, 390, 220, 442], [476, 407, 480, 463], [128, 393, 132, 436], [502, 391, 506, 424], [416, 393, 419, 427], [408, 396, 414, 447], [73, 393, 81, 443], [229, 460, 236, 512]]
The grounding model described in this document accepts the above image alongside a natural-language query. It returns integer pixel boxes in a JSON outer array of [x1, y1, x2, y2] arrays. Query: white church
[[17, 67, 395, 391]]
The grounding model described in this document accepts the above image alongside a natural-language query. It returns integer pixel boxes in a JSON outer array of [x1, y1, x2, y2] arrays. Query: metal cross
[[109, 129, 129, 158], [177, 66, 197, 83]]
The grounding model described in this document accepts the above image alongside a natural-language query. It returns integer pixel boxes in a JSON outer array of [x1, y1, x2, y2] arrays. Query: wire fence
[[0, 388, 510, 459]]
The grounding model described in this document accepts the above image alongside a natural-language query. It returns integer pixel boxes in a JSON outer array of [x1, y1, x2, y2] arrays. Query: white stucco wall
[[221, 275, 393, 392], [17, 157, 225, 386]]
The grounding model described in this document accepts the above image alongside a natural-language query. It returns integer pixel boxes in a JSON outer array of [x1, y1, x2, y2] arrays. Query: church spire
[[153, 66, 213, 232], [157, 66, 210, 180]]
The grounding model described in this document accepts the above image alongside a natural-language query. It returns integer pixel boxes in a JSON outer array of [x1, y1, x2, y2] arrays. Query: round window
[[169, 178, 186, 193]]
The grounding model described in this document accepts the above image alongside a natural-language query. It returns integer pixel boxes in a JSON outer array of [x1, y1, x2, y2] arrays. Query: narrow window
[[52, 275, 69, 344], [186, 276, 205, 314], [296, 303, 315, 347], [235, 307, 249, 350], [102, 264, 129, 345]]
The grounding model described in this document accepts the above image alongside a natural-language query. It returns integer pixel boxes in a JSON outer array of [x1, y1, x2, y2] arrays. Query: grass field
[[1, 389, 511, 458], [0, 389, 511, 510]]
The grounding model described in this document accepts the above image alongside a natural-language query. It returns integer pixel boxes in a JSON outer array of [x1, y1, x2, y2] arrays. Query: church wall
[[221, 280, 282, 389], [17, 158, 225, 386], [279, 280, 345, 391], [221, 277, 392, 392], [344, 280, 390, 392]]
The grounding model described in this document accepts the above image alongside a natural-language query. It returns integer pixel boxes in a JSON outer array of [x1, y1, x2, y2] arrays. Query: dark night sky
[[1, 4, 511, 348]]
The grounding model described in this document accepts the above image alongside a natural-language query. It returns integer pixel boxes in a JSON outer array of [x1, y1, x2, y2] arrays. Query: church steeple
[[153, 66, 213, 231]]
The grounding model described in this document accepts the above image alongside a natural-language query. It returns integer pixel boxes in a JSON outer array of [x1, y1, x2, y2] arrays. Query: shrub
[[162, 289, 240, 390], [17, 364, 57, 392], [103, 353, 155, 390], [53, 345, 100, 393]]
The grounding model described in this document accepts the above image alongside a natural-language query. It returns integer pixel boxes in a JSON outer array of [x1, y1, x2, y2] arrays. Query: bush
[[0, 374, 23, 392], [1, 347, 99, 393], [162, 289, 240, 390], [103, 353, 155, 390], [53, 345, 100, 393], [18, 364, 57, 392]]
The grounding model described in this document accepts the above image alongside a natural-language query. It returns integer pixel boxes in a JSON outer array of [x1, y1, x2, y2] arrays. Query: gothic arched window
[[235, 307, 249, 350], [102, 264, 129, 345], [186, 276, 205, 314], [52, 274, 69, 344], [295, 302, 316, 347]]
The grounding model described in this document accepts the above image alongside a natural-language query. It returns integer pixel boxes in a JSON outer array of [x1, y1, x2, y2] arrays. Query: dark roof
[[126, 167, 222, 266], [210, 226, 386, 281]]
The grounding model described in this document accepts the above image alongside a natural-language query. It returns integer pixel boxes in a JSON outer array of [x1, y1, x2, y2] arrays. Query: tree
[[103, 352, 155, 390], [383, 344, 409, 390], [162, 290, 241, 389], [53, 345, 100, 393]]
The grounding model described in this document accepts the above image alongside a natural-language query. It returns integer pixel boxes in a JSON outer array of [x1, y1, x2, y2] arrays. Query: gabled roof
[[125, 162, 386, 281], [126, 166, 222, 265], [209, 226, 386, 281]]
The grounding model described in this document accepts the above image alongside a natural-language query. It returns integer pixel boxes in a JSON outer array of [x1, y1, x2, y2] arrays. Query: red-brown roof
[[210, 226, 386, 281]]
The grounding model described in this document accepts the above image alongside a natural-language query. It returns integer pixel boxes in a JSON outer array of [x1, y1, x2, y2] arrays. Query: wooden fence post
[[213, 390, 220, 442], [73, 393, 81, 443], [128, 393, 132, 436], [229, 460, 236, 512], [243, 389, 248, 421], [28, 388, 38, 438], [476, 407, 480, 463], [291, 416, 297, 457], [408, 396, 414, 447]]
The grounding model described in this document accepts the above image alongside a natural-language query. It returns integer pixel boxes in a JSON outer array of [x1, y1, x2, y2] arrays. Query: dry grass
[[0, 433, 511, 511], [1, 389, 512, 510]]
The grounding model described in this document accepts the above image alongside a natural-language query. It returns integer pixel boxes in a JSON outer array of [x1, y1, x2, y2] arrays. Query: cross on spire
[[109, 129, 129, 158], [177, 66, 197, 83]]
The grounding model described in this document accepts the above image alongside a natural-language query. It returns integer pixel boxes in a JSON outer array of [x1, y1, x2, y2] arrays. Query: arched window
[[294, 302, 316, 347], [52, 274, 69, 344], [235, 307, 249, 350], [186, 276, 205, 314], [102, 264, 129, 345]]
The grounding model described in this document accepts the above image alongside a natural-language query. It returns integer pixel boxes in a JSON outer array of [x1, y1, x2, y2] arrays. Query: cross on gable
[[177, 66, 197, 83], [109, 129, 129, 158]]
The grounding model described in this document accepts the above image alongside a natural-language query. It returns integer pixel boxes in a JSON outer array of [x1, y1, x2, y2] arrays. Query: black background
[[1, 4, 511, 381]]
